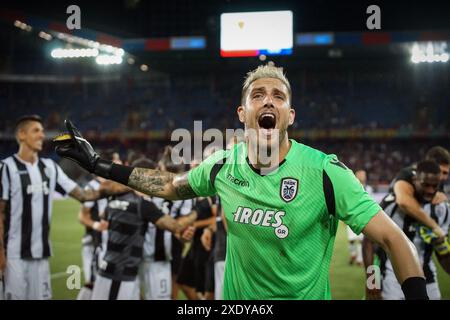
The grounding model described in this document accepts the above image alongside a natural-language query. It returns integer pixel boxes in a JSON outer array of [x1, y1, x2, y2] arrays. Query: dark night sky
[[2, 0, 450, 38]]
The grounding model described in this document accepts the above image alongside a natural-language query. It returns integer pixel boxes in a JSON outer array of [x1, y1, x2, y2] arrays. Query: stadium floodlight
[[95, 54, 123, 65], [13, 20, 32, 32], [52, 32, 124, 57], [140, 64, 148, 71], [410, 42, 449, 64], [38, 31, 53, 41], [51, 48, 99, 59]]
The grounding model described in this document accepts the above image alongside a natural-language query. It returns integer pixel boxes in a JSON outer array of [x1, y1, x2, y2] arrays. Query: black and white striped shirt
[[100, 192, 164, 281], [0, 155, 77, 259], [82, 178, 108, 246], [142, 198, 193, 261]]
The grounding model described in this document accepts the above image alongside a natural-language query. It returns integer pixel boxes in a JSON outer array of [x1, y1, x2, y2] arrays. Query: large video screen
[[220, 10, 293, 57]]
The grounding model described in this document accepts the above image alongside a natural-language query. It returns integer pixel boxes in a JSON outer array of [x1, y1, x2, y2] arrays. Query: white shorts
[[82, 244, 95, 284], [139, 260, 171, 300], [346, 225, 363, 241], [91, 274, 140, 300], [382, 268, 441, 300], [4, 258, 52, 300], [214, 261, 225, 300]]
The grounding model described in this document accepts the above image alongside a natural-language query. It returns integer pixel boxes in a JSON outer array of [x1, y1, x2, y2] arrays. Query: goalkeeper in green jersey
[[54, 64, 429, 300]]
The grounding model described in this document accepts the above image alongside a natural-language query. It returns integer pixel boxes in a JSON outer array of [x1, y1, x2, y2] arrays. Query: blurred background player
[[0, 115, 103, 300], [380, 200, 450, 299], [200, 136, 238, 299], [347, 169, 374, 266], [363, 160, 445, 299], [388, 146, 450, 235], [76, 150, 120, 300], [177, 194, 216, 300], [76, 178, 108, 300], [415, 202, 450, 299], [158, 147, 196, 300], [425, 146, 450, 193], [201, 196, 227, 300], [138, 154, 196, 300], [92, 171, 194, 300], [177, 147, 217, 300]]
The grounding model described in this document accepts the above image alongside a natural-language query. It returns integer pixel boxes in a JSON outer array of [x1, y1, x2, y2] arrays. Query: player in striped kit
[[76, 176, 109, 300], [0, 115, 103, 300], [138, 156, 196, 300]]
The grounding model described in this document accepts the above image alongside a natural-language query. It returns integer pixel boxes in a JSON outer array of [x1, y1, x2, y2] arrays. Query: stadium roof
[[3, 0, 450, 37]]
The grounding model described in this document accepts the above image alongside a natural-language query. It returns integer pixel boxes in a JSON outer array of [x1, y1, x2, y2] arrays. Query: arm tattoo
[[173, 172, 197, 199], [129, 168, 173, 197], [128, 168, 196, 200]]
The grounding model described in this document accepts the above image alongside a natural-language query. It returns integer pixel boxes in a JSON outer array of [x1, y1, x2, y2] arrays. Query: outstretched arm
[[362, 210, 428, 299], [128, 170, 196, 200], [54, 120, 198, 201], [69, 186, 102, 202]]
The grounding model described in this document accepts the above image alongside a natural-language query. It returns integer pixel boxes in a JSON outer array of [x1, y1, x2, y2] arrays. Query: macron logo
[[227, 174, 249, 187]]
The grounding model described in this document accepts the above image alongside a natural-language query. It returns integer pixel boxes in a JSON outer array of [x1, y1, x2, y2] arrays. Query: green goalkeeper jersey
[[188, 140, 381, 299]]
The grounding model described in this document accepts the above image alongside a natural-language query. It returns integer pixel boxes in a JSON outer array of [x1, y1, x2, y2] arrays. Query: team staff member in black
[[92, 158, 196, 300]]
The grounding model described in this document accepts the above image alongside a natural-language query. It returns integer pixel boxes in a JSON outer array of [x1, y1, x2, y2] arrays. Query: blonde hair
[[241, 63, 291, 105]]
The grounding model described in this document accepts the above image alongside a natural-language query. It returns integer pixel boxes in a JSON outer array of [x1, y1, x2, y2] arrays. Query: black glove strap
[[109, 163, 134, 186], [401, 277, 429, 300], [93, 159, 133, 188], [94, 158, 114, 178]]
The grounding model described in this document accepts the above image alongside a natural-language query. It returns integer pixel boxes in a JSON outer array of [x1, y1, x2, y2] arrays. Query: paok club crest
[[280, 178, 299, 202]]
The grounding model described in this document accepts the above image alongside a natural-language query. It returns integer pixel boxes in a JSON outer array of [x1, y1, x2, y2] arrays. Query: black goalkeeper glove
[[53, 119, 114, 178]]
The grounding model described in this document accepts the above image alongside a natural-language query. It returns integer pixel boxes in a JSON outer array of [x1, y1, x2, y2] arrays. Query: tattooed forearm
[[128, 168, 196, 200], [129, 168, 174, 198], [173, 172, 197, 199]]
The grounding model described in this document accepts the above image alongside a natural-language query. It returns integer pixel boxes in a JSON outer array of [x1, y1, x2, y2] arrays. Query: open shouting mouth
[[257, 112, 277, 136]]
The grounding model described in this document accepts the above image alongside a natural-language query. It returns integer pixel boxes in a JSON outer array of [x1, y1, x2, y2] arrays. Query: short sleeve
[[141, 197, 165, 224], [0, 162, 9, 201], [323, 155, 381, 234], [54, 162, 77, 196], [187, 149, 228, 197]]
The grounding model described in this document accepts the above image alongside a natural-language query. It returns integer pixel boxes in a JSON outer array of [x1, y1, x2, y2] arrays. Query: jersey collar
[[244, 139, 295, 176]]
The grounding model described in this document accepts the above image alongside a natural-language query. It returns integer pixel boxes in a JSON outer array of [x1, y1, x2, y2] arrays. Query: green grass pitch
[[50, 198, 450, 300]]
